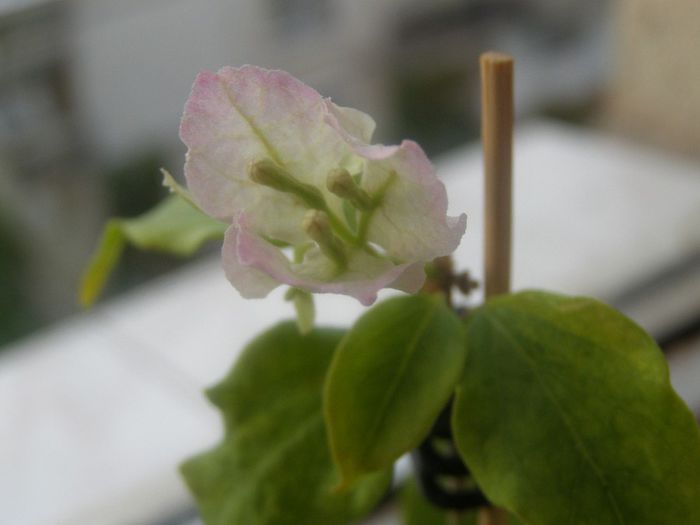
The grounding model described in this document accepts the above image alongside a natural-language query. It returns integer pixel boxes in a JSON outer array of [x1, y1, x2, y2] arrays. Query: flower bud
[[326, 168, 373, 210], [249, 159, 325, 210]]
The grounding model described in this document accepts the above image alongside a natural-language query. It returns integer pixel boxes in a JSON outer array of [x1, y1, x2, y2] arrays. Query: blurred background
[[1, 0, 699, 524], [2, 0, 700, 346]]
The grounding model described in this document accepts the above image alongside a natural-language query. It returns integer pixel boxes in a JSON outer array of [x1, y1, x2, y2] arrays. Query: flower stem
[[322, 170, 398, 261], [324, 208, 361, 246]]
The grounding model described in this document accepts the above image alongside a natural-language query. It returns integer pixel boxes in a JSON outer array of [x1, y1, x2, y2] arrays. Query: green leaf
[[79, 195, 226, 306], [182, 322, 392, 525], [453, 290, 700, 525], [119, 194, 226, 254], [161, 168, 199, 208], [324, 294, 467, 485], [400, 478, 476, 525], [78, 220, 127, 308]]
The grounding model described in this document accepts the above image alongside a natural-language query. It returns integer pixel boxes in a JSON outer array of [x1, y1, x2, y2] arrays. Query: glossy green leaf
[[453, 290, 700, 525], [79, 195, 226, 306], [324, 294, 467, 485], [182, 322, 392, 525]]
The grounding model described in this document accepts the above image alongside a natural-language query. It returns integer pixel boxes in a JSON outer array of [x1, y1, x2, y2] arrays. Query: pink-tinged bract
[[180, 65, 466, 305]]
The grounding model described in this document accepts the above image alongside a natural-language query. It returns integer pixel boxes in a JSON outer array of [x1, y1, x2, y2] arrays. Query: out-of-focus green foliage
[[79, 195, 226, 307], [182, 322, 391, 525]]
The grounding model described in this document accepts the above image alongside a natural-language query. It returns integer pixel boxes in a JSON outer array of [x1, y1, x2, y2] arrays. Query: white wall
[[68, 0, 249, 164], [66, 0, 413, 166]]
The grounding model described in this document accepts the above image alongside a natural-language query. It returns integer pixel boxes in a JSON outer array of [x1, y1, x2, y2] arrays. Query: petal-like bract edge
[[325, 127, 467, 262], [324, 101, 376, 145], [225, 213, 417, 306], [182, 65, 467, 305], [387, 262, 427, 294], [221, 224, 279, 299], [181, 66, 363, 226]]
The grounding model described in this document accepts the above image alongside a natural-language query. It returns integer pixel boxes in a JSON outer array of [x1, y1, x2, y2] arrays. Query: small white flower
[[180, 66, 466, 305]]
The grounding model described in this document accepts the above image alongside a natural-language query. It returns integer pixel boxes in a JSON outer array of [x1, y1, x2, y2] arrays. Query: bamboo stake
[[481, 52, 514, 299], [478, 51, 513, 525]]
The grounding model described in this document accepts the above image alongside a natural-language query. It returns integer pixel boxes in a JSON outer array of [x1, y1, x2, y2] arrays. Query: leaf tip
[[77, 282, 97, 309], [160, 167, 178, 192], [330, 469, 358, 494], [77, 220, 126, 309], [161, 168, 199, 210]]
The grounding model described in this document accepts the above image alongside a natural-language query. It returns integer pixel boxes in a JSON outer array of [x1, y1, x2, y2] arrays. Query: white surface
[[442, 121, 700, 302], [668, 337, 700, 414], [0, 312, 216, 525], [2, 121, 700, 525]]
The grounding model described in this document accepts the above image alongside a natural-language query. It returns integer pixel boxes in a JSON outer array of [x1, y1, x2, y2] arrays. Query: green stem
[[323, 203, 384, 259], [254, 162, 398, 262], [324, 207, 361, 246], [356, 206, 375, 246], [348, 171, 397, 255]]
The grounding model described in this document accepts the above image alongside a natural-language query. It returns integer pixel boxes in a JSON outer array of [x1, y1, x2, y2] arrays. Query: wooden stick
[[481, 52, 514, 299], [479, 51, 514, 525]]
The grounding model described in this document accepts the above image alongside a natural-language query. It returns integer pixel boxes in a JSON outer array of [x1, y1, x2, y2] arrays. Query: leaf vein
[[219, 78, 285, 167], [487, 314, 627, 525], [356, 301, 438, 468]]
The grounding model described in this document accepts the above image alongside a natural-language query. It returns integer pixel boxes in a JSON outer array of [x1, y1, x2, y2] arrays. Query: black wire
[[411, 398, 491, 511]]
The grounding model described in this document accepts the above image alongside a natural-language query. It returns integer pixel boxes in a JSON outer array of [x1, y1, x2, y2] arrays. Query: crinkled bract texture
[[180, 65, 466, 305]]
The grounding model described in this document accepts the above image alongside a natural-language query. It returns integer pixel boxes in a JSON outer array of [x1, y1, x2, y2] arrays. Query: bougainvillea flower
[[180, 65, 466, 305]]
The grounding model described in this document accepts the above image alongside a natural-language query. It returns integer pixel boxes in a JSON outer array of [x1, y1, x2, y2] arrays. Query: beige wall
[[605, 0, 700, 157]]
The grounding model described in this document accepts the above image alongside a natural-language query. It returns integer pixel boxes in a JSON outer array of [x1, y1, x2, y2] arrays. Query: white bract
[[180, 65, 466, 305]]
